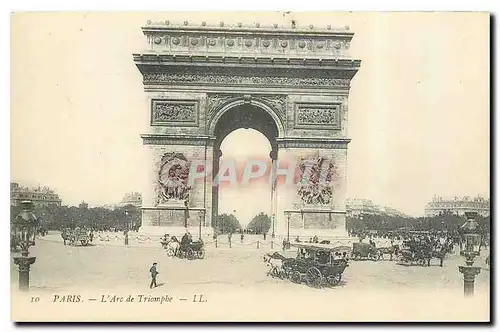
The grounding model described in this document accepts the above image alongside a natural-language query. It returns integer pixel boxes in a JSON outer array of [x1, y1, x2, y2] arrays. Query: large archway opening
[[218, 129, 271, 228], [211, 103, 280, 235]]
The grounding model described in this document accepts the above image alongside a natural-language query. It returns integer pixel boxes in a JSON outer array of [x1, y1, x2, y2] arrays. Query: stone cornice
[[134, 53, 360, 71], [140, 21, 357, 60], [141, 134, 215, 146], [142, 206, 206, 211], [277, 137, 351, 149], [134, 51, 360, 88], [284, 209, 347, 214], [143, 22, 353, 37], [142, 134, 351, 149]]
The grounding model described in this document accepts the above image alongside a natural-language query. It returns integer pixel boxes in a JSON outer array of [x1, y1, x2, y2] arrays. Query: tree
[[116, 204, 141, 229], [345, 210, 493, 235], [11, 202, 144, 231], [216, 213, 242, 234], [247, 213, 271, 235], [476, 215, 490, 235]]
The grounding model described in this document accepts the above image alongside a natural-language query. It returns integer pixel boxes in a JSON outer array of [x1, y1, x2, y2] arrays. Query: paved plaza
[[11, 231, 490, 321]]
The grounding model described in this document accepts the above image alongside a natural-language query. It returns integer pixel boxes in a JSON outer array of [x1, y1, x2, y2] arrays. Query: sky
[[11, 12, 490, 219]]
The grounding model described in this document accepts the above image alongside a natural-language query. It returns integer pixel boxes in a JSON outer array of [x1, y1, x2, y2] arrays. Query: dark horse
[[377, 245, 400, 261], [427, 242, 453, 267]]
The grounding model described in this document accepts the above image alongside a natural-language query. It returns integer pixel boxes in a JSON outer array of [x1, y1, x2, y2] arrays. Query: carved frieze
[[206, 94, 238, 120], [151, 99, 199, 126], [277, 141, 349, 149], [143, 72, 350, 87], [156, 152, 192, 205], [258, 95, 287, 122], [294, 103, 341, 129], [206, 93, 287, 125]]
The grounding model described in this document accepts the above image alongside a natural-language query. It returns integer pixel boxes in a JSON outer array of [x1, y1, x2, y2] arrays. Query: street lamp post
[[12, 200, 38, 292], [198, 210, 205, 240], [271, 214, 276, 239], [284, 211, 291, 242], [221, 215, 225, 235], [124, 210, 129, 246], [184, 201, 189, 229], [458, 212, 481, 297]]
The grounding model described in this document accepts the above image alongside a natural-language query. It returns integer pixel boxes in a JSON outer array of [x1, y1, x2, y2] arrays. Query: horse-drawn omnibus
[[264, 243, 349, 288]]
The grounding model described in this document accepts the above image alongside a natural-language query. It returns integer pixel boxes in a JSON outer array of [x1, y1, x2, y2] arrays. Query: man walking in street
[[149, 262, 159, 289]]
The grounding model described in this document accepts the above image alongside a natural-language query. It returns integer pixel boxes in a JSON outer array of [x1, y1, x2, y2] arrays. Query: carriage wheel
[[326, 273, 342, 287], [306, 267, 323, 288], [186, 248, 195, 260], [166, 249, 174, 257], [197, 248, 205, 259], [81, 239, 89, 246], [290, 271, 301, 284]]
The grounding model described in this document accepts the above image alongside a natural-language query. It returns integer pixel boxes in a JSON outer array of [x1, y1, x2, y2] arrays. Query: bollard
[[257, 241, 260, 249], [229, 239, 232, 248]]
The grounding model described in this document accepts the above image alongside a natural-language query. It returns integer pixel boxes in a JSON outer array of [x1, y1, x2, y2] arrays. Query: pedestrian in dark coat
[[149, 262, 159, 288]]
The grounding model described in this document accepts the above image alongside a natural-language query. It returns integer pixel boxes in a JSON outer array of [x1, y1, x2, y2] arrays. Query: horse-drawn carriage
[[163, 235, 205, 260], [178, 239, 205, 259], [351, 242, 381, 261], [397, 239, 448, 267], [264, 243, 349, 288], [61, 228, 91, 246]]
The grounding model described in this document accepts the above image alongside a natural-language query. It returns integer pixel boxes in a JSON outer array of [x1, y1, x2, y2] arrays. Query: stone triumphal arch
[[134, 20, 361, 237]]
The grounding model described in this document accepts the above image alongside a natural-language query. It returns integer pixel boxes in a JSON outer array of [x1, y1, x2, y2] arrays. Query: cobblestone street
[[11, 232, 490, 321]]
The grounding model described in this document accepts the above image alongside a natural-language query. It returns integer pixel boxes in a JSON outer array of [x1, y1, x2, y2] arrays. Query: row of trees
[[10, 202, 141, 231], [346, 212, 490, 234], [246, 212, 272, 234], [15, 202, 488, 236], [11, 202, 274, 235], [213, 212, 272, 235], [213, 213, 242, 234]]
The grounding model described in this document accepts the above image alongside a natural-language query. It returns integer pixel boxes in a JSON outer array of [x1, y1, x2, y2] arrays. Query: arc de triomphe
[[134, 20, 361, 237]]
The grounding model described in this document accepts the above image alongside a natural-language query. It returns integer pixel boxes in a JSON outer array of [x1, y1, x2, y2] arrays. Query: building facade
[[346, 198, 408, 218], [118, 192, 142, 208], [10, 182, 62, 207], [346, 198, 379, 217], [425, 195, 490, 217]]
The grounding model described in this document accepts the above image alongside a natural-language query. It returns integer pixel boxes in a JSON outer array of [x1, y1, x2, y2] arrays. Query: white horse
[[165, 236, 180, 257], [263, 253, 285, 278]]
